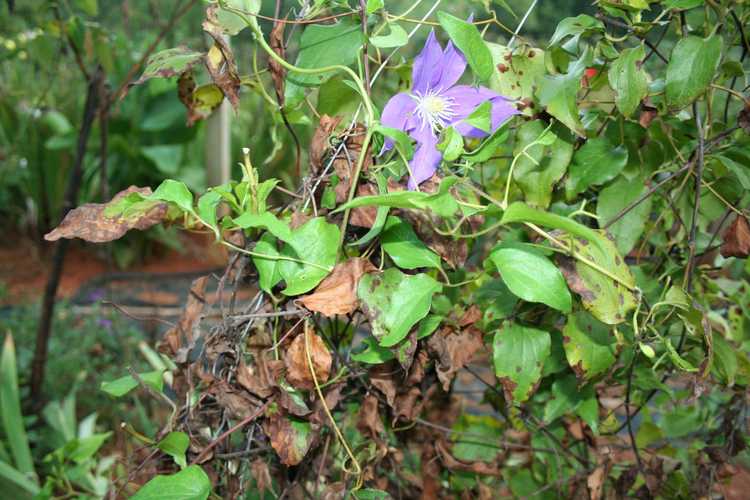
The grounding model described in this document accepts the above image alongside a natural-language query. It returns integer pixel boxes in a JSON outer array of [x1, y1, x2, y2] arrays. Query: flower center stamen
[[411, 89, 455, 134]]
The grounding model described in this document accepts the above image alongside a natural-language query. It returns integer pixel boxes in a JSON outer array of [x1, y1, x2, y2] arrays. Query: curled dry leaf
[[349, 183, 379, 228], [159, 276, 208, 358], [44, 186, 167, 243], [435, 440, 502, 476], [268, 20, 286, 103], [203, 34, 241, 110], [237, 356, 282, 399], [263, 409, 317, 466], [310, 115, 342, 174], [284, 332, 332, 391], [208, 380, 261, 420], [357, 393, 385, 441], [427, 326, 484, 391], [250, 458, 272, 494], [720, 215, 750, 258], [298, 258, 376, 317]]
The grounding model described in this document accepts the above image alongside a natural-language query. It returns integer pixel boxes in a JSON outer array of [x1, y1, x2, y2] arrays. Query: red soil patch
[[0, 232, 229, 305]]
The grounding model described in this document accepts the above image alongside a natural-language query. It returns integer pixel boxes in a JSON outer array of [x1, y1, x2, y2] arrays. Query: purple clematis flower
[[381, 31, 519, 189]]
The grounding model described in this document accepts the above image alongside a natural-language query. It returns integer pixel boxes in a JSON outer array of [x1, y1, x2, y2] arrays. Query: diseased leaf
[[427, 326, 484, 390], [133, 47, 204, 85], [381, 216, 442, 270], [284, 332, 332, 391], [488, 44, 545, 115], [665, 35, 722, 109], [566, 137, 628, 198], [202, 0, 261, 36], [608, 45, 649, 117], [358, 268, 442, 347], [490, 247, 572, 313], [263, 410, 314, 466], [562, 312, 617, 380], [492, 323, 551, 402], [437, 12, 494, 82], [298, 258, 376, 317], [131, 465, 211, 500], [44, 187, 168, 243]]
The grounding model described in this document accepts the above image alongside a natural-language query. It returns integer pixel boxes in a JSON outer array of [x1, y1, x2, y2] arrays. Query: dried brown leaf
[[237, 356, 279, 399], [298, 258, 375, 317], [427, 326, 484, 391], [44, 186, 167, 243], [721, 215, 750, 258], [250, 458, 272, 493], [204, 36, 240, 110], [209, 380, 260, 419], [284, 332, 332, 391], [739, 102, 750, 134], [435, 440, 502, 476], [310, 115, 342, 174], [369, 363, 399, 407], [357, 393, 385, 440], [268, 20, 286, 103], [159, 276, 208, 357], [263, 410, 316, 466], [587, 464, 607, 500]]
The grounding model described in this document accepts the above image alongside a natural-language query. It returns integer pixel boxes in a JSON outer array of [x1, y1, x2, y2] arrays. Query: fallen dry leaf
[[208, 380, 261, 420], [298, 258, 375, 317], [427, 326, 484, 391], [721, 215, 750, 258], [263, 410, 315, 466], [284, 332, 332, 391], [159, 276, 208, 357], [310, 115, 342, 174], [237, 356, 281, 399], [357, 393, 385, 440], [44, 186, 167, 243]]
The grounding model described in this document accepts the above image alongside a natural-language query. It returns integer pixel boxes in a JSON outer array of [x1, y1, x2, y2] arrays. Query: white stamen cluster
[[411, 88, 455, 135]]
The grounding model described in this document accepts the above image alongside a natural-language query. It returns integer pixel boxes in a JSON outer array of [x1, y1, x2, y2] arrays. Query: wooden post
[[205, 96, 232, 186]]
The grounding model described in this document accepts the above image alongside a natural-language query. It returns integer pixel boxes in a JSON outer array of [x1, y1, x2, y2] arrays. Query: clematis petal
[[443, 85, 519, 138], [412, 31, 444, 94], [407, 131, 442, 190], [433, 41, 467, 90], [380, 92, 417, 152]]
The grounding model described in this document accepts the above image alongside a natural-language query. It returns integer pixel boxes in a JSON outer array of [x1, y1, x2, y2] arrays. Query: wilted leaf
[[268, 19, 286, 102], [298, 258, 376, 317], [358, 268, 443, 347], [132, 47, 204, 86], [357, 393, 385, 441], [263, 410, 315, 466], [44, 186, 167, 243], [284, 332, 332, 391], [427, 326, 484, 390], [159, 277, 208, 358], [720, 215, 750, 258], [492, 323, 551, 402], [204, 36, 241, 110]]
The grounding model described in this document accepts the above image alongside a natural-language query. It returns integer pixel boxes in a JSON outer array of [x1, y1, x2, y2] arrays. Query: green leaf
[[450, 414, 504, 462], [131, 465, 211, 500], [278, 217, 339, 296], [358, 269, 442, 347], [100, 371, 164, 398], [714, 154, 750, 189], [381, 216, 442, 270], [134, 48, 204, 85], [437, 12, 494, 82], [665, 34, 722, 109], [437, 126, 465, 162], [151, 179, 195, 214], [354, 489, 390, 500], [375, 125, 415, 159], [233, 211, 293, 243], [608, 45, 649, 117], [348, 173, 390, 247], [492, 323, 551, 402], [370, 24, 408, 48], [142, 145, 183, 176], [197, 191, 222, 239], [538, 48, 591, 137], [69, 432, 112, 464], [488, 43, 546, 115], [416, 314, 444, 339], [366, 0, 384, 14], [512, 121, 573, 208], [286, 20, 364, 103], [0, 335, 35, 477], [0, 458, 39, 496], [253, 233, 283, 293], [157, 432, 190, 469], [351, 336, 395, 364], [490, 248, 572, 313], [565, 136, 628, 198], [597, 175, 652, 254], [335, 176, 459, 218], [543, 374, 581, 422], [548, 15, 604, 49], [561, 230, 637, 325], [464, 101, 492, 133], [662, 0, 705, 9], [562, 312, 617, 380], [206, 0, 261, 36]]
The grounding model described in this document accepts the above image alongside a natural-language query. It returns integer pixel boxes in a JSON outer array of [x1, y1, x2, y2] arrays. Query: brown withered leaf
[[739, 102, 750, 134], [369, 362, 399, 407], [458, 305, 482, 327], [310, 115, 342, 174], [435, 440, 502, 476], [237, 356, 282, 399], [311, 383, 345, 426], [250, 458, 272, 494], [204, 36, 240, 110], [263, 410, 316, 466], [333, 125, 372, 203], [177, 72, 198, 124], [639, 97, 658, 129], [159, 276, 208, 357], [421, 443, 441, 499], [298, 258, 375, 317], [268, 20, 286, 103], [721, 215, 750, 258], [427, 326, 484, 391], [284, 332, 332, 391], [393, 386, 424, 422], [587, 463, 609, 500], [44, 186, 167, 243], [349, 183, 379, 228], [357, 393, 385, 440], [208, 380, 260, 419], [177, 72, 222, 126]]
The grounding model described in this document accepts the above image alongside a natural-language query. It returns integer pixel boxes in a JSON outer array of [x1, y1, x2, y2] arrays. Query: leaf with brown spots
[[132, 47, 204, 86], [721, 215, 750, 258], [492, 322, 551, 402], [263, 408, 315, 466], [45, 186, 168, 243], [298, 258, 376, 317], [427, 326, 484, 391], [284, 332, 332, 391]]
